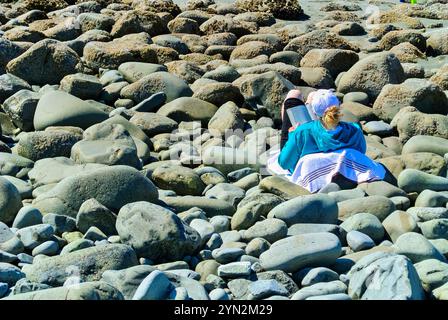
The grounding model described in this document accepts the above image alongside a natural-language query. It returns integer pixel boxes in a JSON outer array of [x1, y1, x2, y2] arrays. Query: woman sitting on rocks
[[267, 89, 386, 193]]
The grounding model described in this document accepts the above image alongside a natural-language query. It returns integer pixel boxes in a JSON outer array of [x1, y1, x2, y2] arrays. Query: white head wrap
[[309, 89, 340, 117]]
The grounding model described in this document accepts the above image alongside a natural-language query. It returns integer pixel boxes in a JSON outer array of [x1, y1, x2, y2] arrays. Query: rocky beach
[[0, 0, 448, 301]]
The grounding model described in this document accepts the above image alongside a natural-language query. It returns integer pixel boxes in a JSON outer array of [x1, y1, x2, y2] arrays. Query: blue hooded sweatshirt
[[278, 120, 367, 174]]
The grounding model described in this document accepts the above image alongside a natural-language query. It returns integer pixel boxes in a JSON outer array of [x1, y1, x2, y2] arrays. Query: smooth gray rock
[[382, 210, 418, 242], [190, 219, 215, 246], [395, 232, 446, 263], [118, 62, 167, 83], [2, 281, 123, 300], [16, 224, 54, 250], [33, 165, 158, 217], [340, 212, 384, 243], [248, 279, 289, 300], [300, 267, 340, 287], [217, 261, 252, 278], [291, 280, 347, 300], [71, 123, 141, 169], [23, 244, 138, 286], [346, 231, 375, 252], [243, 218, 287, 244], [33, 90, 108, 131], [402, 136, 448, 157], [205, 183, 245, 208], [0, 262, 25, 286], [0, 153, 34, 179], [0, 250, 17, 264], [3, 89, 40, 131], [60, 73, 103, 100], [338, 196, 396, 221], [60, 239, 94, 255], [259, 232, 341, 273], [160, 196, 236, 217], [116, 201, 201, 262], [1, 176, 32, 199], [347, 252, 425, 300], [209, 288, 230, 300], [0, 177, 23, 225], [28, 157, 105, 187], [267, 194, 338, 226], [306, 293, 351, 300], [328, 188, 366, 203], [398, 169, 448, 193], [132, 270, 173, 300], [337, 52, 405, 100], [212, 248, 244, 264], [12, 207, 42, 229], [415, 190, 448, 208], [358, 181, 407, 198], [31, 240, 59, 257], [101, 265, 156, 300], [121, 72, 193, 104], [76, 198, 117, 236]]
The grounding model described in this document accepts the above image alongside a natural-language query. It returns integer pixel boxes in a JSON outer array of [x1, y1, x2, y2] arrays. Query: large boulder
[[259, 232, 341, 273], [379, 152, 447, 178], [208, 101, 245, 136], [156, 97, 218, 127], [118, 62, 167, 83], [71, 123, 141, 169], [373, 79, 448, 122], [267, 194, 338, 226], [235, 0, 303, 20], [32, 165, 158, 217], [397, 169, 448, 193], [152, 165, 205, 196], [392, 107, 448, 142], [3, 89, 40, 131], [338, 196, 396, 222], [23, 244, 138, 286], [110, 10, 166, 38], [6, 39, 80, 85], [427, 29, 448, 56], [33, 91, 109, 131], [0, 73, 31, 104], [160, 195, 236, 217], [120, 72, 193, 104], [300, 49, 359, 78], [380, 30, 426, 52], [0, 153, 34, 179], [28, 157, 105, 187], [2, 281, 123, 300], [0, 38, 28, 74], [402, 136, 448, 157], [0, 177, 23, 225], [17, 128, 83, 161], [236, 71, 295, 121], [116, 201, 201, 262], [284, 30, 359, 57], [347, 252, 425, 300], [83, 37, 158, 70], [337, 52, 405, 101], [129, 112, 178, 137]]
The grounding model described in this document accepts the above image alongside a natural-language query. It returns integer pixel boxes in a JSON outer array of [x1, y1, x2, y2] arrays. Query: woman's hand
[[288, 124, 298, 132]]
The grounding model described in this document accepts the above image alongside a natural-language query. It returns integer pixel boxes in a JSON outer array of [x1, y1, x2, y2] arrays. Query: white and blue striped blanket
[[266, 148, 386, 193]]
